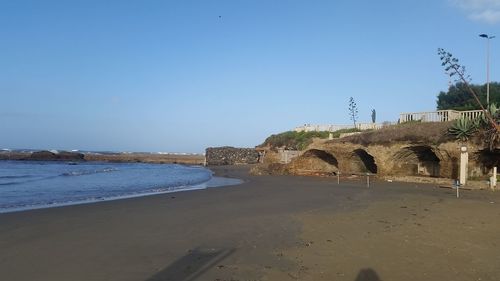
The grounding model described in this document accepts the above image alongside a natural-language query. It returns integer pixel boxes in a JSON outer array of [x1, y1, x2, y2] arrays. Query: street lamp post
[[479, 34, 495, 108]]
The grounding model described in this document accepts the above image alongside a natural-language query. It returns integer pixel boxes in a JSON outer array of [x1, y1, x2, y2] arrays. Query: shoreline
[[0, 164, 243, 214], [1, 165, 500, 281], [0, 175, 243, 214]]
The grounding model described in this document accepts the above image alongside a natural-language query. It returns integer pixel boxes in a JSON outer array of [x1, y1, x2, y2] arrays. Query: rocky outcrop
[[0, 151, 205, 165], [30, 151, 85, 161], [205, 147, 260, 166], [0, 151, 30, 160], [255, 137, 499, 187], [84, 153, 205, 165]]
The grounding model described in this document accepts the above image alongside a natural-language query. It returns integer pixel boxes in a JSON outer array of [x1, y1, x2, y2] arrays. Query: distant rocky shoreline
[[0, 146, 265, 166], [0, 150, 205, 165]]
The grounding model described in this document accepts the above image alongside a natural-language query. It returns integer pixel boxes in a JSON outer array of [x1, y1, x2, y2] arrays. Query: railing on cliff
[[295, 110, 484, 133], [399, 110, 483, 123], [295, 123, 384, 132]]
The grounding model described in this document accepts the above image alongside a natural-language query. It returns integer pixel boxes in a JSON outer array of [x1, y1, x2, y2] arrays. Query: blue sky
[[1, 0, 499, 153]]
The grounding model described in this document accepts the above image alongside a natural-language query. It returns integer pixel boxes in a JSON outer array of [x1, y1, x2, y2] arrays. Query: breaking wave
[[61, 167, 118, 177]]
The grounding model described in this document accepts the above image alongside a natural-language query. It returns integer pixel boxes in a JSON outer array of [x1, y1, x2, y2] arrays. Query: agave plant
[[448, 118, 478, 143]]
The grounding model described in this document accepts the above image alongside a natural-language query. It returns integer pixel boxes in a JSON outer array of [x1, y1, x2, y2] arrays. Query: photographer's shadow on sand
[[354, 268, 382, 281], [145, 247, 234, 281]]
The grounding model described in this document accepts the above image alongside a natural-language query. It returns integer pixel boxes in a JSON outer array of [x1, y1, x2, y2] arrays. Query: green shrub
[[259, 131, 327, 150], [260, 128, 361, 151], [329, 128, 361, 138]]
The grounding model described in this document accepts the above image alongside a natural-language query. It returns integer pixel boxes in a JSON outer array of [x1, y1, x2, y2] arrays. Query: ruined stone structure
[[277, 148, 301, 164], [205, 147, 260, 166], [256, 140, 499, 186], [258, 111, 498, 187]]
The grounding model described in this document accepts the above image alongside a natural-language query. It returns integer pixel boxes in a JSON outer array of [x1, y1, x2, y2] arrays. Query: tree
[[437, 82, 500, 110], [348, 97, 358, 128], [371, 109, 376, 124], [438, 48, 499, 132]]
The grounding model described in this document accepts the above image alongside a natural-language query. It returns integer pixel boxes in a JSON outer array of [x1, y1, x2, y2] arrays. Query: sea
[[0, 160, 242, 213]]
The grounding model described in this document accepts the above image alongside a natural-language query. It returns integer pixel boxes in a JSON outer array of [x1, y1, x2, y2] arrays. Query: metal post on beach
[[367, 173, 370, 188], [337, 171, 340, 185]]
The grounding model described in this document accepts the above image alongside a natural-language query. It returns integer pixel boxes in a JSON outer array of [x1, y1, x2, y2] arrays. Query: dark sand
[[1, 165, 500, 281]]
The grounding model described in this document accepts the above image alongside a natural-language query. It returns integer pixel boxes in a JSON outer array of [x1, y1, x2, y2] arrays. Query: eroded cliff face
[[254, 138, 499, 183]]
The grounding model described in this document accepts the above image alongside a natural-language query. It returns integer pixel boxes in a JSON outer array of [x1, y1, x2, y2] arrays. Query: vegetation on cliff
[[261, 122, 461, 150], [259, 128, 360, 150], [337, 122, 454, 146], [436, 49, 499, 149], [443, 103, 499, 149]]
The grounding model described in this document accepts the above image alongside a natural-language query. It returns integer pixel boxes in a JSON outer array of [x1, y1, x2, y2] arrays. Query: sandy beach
[[1, 165, 500, 281]]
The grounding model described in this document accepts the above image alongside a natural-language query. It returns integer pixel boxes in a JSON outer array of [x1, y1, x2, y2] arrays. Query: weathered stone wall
[[258, 139, 498, 182], [205, 147, 259, 166], [277, 148, 301, 164], [306, 141, 462, 179]]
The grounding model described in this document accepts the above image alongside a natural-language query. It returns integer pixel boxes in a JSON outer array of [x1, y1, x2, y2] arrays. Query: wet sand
[[1, 165, 500, 281]]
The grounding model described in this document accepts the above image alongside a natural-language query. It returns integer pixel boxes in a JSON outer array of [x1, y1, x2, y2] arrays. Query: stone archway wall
[[470, 148, 500, 179], [391, 145, 441, 177], [306, 141, 460, 179], [433, 142, 459, 179], [351, 149, 378, 174], [286, 149, 339, 176], [306, 143, 382, 175], [266, 138, 495, 180], [302, 149, 338, 166]]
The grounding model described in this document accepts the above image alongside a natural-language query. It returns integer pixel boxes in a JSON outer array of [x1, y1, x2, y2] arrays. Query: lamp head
[[479, 34, 489, 38]]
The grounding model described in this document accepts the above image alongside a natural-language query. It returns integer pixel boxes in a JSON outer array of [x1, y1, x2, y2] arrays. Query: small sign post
[[337, 171, 340, 185], [454, 179, 460, 198], [367, 173, 370, 188], [490, 167, 497, 190]]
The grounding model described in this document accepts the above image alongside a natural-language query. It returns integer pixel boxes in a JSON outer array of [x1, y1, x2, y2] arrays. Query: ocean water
[[0, 161, 242, 213]]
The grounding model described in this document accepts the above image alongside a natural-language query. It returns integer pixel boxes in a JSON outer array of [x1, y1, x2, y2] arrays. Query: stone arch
[[474, 149, 500, 176], [351, 149, 378, 174], [287, 149, 339, 176], [392, 146, 441, 177], [302, 149, 339, 166]]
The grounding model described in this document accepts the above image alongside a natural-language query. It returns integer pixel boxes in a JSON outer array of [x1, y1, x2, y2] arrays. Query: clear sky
[[1, 0, 499, 153]]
